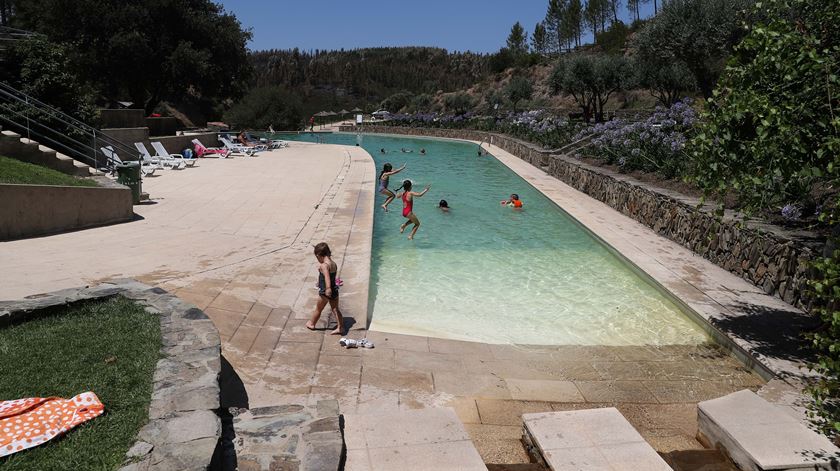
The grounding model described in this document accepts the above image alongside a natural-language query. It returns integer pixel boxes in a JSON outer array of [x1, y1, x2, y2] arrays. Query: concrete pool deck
[[0, 137, 811, 466]]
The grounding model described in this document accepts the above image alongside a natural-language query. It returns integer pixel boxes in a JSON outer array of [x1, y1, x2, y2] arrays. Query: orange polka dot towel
[[0, 392, 104, 457]]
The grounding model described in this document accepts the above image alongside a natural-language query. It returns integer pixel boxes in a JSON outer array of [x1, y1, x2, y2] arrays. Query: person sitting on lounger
[[238, 131, 257, 147]]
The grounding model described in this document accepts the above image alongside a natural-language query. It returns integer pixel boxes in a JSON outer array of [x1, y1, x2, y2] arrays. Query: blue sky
[[217, 1, 656, 53]]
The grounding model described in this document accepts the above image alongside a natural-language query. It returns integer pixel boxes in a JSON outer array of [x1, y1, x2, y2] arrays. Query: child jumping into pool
[[378, 162, 406, 212], [397, 180, 431, 240], [306, 242, 345, 335], [501, 193, 523, 208]]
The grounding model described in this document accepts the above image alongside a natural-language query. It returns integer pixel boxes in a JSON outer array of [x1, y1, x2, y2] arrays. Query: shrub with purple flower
[[387, 108, 581, 149], [574, 98, 698, 179]]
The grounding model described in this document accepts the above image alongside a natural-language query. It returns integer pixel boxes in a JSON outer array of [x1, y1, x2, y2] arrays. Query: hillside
[[250, 47, 491, 116]]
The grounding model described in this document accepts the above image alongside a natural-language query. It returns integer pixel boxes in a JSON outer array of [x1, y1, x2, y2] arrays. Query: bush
[[575, 99, 698, 178], [504, 76, 533, 112], [443, 92, 476, 114], [224, 86, 303, 130], [379, 91, 413, 113]]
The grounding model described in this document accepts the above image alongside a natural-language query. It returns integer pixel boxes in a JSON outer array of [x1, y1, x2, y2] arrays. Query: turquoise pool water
[[277, 132, 709, 346]]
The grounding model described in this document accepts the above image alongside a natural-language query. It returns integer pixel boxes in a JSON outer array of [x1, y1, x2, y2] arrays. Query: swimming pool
[[278, 132, 709, 346]]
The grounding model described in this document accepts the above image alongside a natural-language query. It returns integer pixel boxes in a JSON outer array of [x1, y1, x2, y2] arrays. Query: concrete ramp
[[343, 407, 487, 471], [522, 408, 671, 470]]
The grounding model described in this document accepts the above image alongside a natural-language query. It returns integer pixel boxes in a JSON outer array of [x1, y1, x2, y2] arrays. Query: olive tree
[[632, 0, 751, 98], [443, 92, 476, 114], [550, 54, 634, 122], [504, 76, 533, 112]]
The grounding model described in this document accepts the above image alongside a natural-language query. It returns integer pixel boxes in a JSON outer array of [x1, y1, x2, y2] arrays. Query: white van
[[371, 110, 391, 121]]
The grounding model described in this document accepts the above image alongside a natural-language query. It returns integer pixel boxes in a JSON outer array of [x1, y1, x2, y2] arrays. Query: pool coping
[[338, 131, 813, 386]]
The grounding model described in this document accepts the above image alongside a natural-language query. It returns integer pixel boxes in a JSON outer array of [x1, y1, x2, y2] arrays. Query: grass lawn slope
[[0, 155, 98, 187], [0, 296, 161, 470]]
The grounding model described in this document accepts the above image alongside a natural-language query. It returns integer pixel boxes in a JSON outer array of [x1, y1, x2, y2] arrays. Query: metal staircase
[[0, 81, 141, 172]]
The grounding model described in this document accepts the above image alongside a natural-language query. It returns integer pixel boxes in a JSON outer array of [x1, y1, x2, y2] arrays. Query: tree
[[638, 60, 695, 106], [544, 0, 566, 53], [531, 22, 548, 55], [409, 93, 433, 112], [594, 20, 630, 54], [627, 0, 649, 21], [631, 0, 751, 98], [585, 0, 610, 34], [566, 0, 584, 48], [443, 92, 476, 114], [506, 22, 529, 57], [379, 91, 413, 113], [504, 76, 533, 112], [3, 36, 95, 121], [12, 0, 252, 114], [489, 47, 516, 72], [607, 0, 622, 22], [224, 86, 303, 130], [550, 54, 634, 122]]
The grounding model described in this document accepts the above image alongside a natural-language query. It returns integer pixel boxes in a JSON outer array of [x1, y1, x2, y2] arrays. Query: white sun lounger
[[134, 142, 185, 170], [151, 141, 196, 167], [220, 136, 261, 156], [133, 142, 165, 169], [101, 146, 156, 176]]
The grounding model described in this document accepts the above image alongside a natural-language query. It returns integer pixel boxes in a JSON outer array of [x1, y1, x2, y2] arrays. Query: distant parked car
[[371, 110, 391, 121]]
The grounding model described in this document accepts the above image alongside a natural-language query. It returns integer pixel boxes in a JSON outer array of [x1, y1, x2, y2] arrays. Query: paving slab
[[523, 408, 671, 471], [343, 407, 487, 471], [698, 389, 840, 471]]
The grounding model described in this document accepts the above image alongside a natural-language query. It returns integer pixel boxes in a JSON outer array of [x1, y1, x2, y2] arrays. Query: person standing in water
[[378, 162, 406, 212], [397, 180, 431, 240], [306, 242, 345, 335]]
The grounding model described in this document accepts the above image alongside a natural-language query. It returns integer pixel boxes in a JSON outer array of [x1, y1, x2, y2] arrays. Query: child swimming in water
[[378, 162, 406, 212], [501, 193, 523, 208], [438, 199, 449, 212], [397, 180, 431, 240], [306, 242, 344, 335]]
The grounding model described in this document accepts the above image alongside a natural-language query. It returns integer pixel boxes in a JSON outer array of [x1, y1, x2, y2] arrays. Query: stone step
[[230, 400, 343, 471], [1, 129, 21, 139], [698, 389, 840, 471], [0, 132, 94, 177], [522, 408, 671, 471], [344, 407, 488, 471]]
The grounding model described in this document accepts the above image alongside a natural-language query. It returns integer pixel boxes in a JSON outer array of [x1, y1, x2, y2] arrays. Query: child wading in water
[[501, 193, 523, 208], [378, 162, 406, 212], [397, 180, 431, 240], [306, 242, 345, 335]]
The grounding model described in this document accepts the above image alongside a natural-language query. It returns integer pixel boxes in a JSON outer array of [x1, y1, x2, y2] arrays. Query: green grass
[[0, 297, 161, 471], [0, 155, 98, 187]]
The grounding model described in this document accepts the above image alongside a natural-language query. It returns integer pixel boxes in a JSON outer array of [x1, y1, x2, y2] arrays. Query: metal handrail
[[0, 81, 142, 170]]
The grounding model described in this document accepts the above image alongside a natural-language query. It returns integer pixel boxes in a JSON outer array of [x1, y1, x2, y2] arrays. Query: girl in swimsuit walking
[[378, 162, 406, 212], [396, 180, 431, 240], [306, 242, 345, 335]]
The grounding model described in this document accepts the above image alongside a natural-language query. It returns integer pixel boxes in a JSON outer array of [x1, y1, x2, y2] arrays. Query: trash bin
[[116, 162, 142, 204]]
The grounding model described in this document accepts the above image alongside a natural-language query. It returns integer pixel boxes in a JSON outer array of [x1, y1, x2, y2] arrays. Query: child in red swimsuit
[[396, 180, 431, 240]]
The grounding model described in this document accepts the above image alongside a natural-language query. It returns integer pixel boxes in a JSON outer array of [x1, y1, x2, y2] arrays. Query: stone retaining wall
[[0, 280, 223, 470], [0, 181, 134, 240], [341, 125, 822, 308]]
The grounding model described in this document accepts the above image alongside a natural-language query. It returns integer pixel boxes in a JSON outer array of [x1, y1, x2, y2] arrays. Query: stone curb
[[0, 279, 222, 471]]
